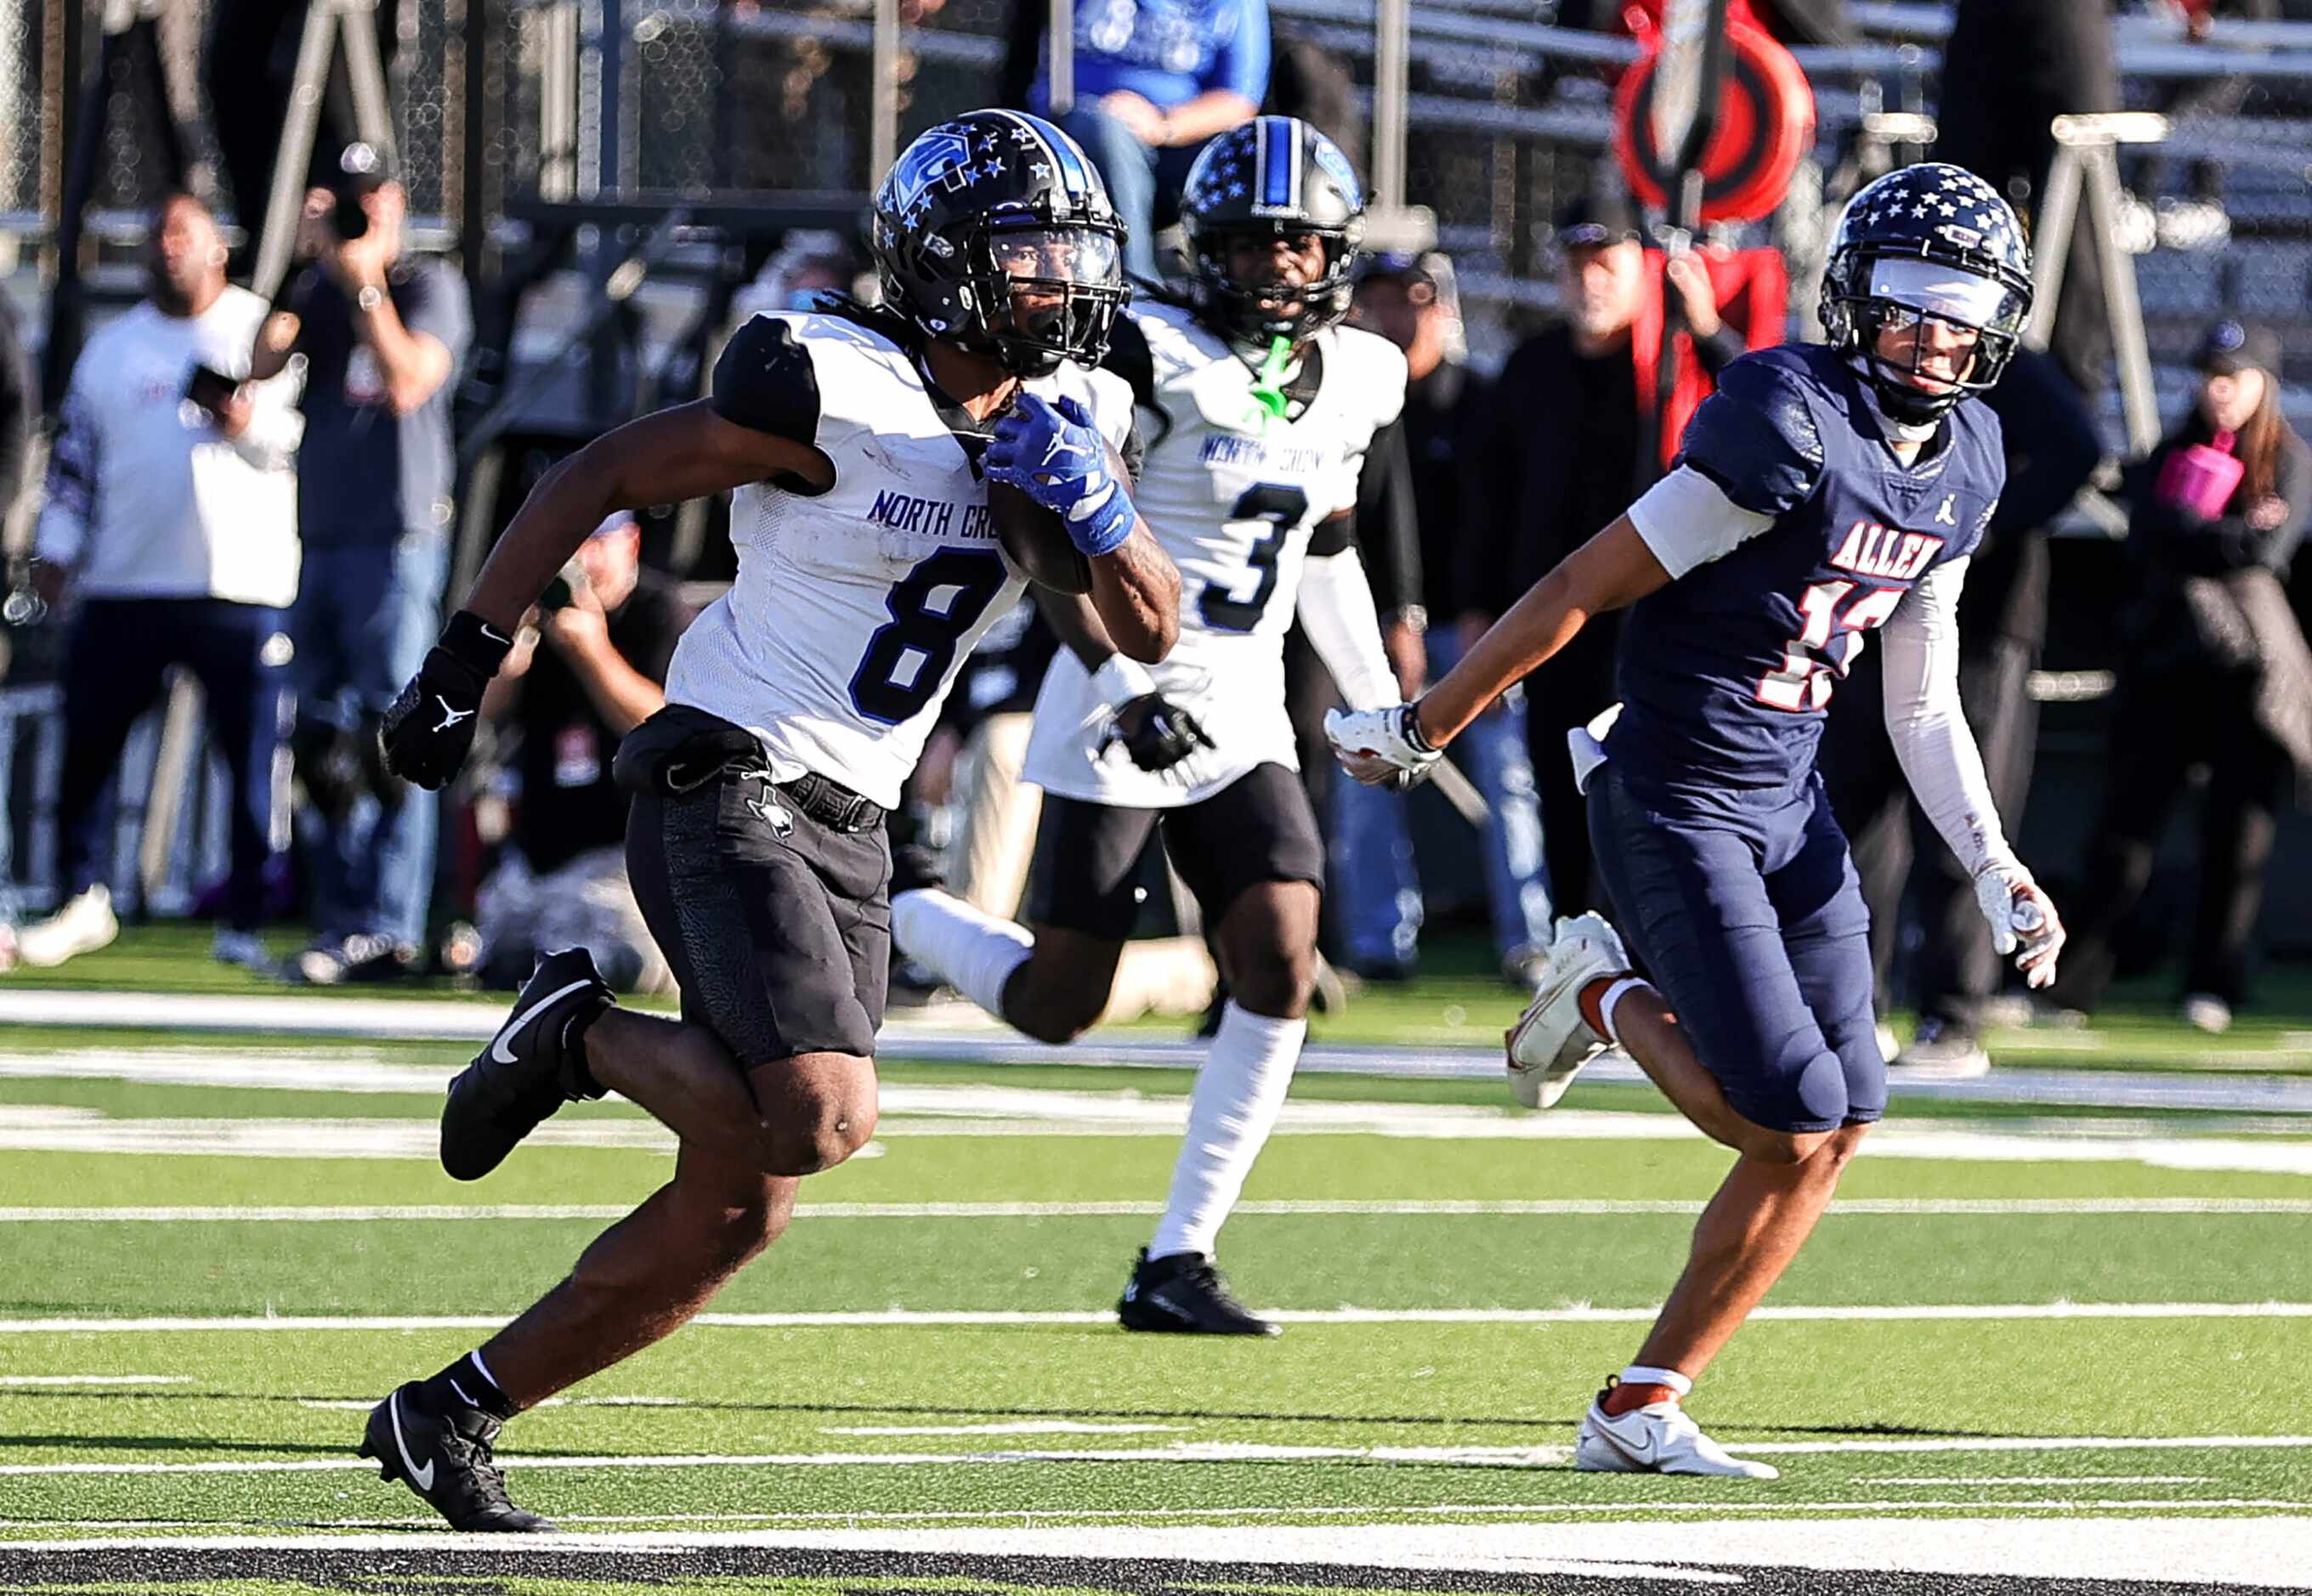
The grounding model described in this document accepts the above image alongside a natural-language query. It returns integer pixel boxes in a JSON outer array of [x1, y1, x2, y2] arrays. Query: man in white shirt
[[14, 192, 303, 972]]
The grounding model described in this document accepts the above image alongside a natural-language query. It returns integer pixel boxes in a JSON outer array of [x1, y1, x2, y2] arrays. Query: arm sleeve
[[1880, 556, 2018, 880], [1624, 464, 1777, 580], [1674, 355, 1825, 516], [1210, 0, 1272, 102], [1348, 417, 1420, 614], [709, 316, 823, 444], [1296, 546, 1401, 710], [32, 379, 99, 567]]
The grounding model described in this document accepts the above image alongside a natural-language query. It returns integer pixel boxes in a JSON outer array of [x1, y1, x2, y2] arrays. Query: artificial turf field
[[0, 931, 2309, 1592]]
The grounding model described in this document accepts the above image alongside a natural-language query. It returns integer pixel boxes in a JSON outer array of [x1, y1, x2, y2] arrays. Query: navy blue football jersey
[[1607, 343, 2006, 790]]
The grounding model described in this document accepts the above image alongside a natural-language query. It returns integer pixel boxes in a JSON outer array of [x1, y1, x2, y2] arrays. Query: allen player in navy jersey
[[1329, 165, 2066, 1477], [359, 111, 1179, 1530]]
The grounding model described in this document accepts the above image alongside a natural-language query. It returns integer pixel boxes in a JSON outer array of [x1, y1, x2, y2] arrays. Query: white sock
[[891, 888, 1034, 1019], [1595, 975, 1653, 1046], [1619, 1363, 1693, 1398], [1147, 1003, 1306, 1260]]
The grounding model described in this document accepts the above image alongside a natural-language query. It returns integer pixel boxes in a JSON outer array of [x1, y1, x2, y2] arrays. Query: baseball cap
[[334, 141, 397, 197], [2195, 319, 2281, 377], [1556, 190, 1643, 250]]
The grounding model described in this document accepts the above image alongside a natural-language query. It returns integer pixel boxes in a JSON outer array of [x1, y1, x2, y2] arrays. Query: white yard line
[[1870, 1475, 2212, 1486], [0, 1375, 185, 1388], [6, 1197, 2312, 1223], [5, 1302, 2311, 1335]]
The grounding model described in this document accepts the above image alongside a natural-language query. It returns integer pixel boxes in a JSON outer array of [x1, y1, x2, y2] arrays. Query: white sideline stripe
[[8, 1197, 2312, 1223], [0, 1375, 185, 1387], [821, 1422, 1190, 1437], [9, 1520, 2309, 1589], [6, 1302, 2312, 1334], [3, 1432, 2307, 1478]]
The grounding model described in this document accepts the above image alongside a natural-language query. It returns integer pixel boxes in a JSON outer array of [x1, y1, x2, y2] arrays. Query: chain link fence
[[5, 0, 2309, 375]]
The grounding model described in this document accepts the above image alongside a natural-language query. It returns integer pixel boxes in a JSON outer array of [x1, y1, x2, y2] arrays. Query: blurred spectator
[[205, 0, 400, 241], [1935, 0, 2119, 400], [2049, 322, 2312, 1032], [1820, 347, 2102, 1076], [472, 512, 688, 993], [11, 195, 302, 972], [1015, 0, 1271, 280], [0, 288, 30, 533], [252, 144, 473, 983], [1329, 252, 1552, 987], [1479, 190, 1757, 918]]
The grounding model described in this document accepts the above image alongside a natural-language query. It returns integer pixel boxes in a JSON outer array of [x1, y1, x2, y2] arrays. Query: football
[[988, 480, 1092, 594]]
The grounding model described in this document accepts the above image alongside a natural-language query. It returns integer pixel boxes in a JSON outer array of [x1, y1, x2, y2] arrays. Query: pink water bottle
[[2154, 429, 2246, 519]]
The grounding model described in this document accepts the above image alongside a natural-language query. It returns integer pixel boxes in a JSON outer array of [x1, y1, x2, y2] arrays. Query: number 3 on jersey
[[850, 549, 1008, 725], [1757, 580, 1903, 710], [1198, 483, 1310, 632]]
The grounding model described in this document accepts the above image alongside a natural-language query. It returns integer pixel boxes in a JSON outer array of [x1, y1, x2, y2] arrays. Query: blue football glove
[[984, 393, 1136, 557]]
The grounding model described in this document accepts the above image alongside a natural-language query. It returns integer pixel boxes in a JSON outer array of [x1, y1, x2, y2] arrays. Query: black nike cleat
[[358, 1381, 555, 1531], [441, 947, 613, 1181], [1116, 1248, 1280, 1336]]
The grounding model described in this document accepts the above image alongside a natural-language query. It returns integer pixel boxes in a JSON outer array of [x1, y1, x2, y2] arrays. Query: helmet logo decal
[[886, 127, 977, 215]]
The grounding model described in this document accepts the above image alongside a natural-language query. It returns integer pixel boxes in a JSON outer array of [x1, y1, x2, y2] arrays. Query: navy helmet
[[1821, 162, 2034, 423], [871, 110, 1127, 375], [1179, 116, 1367, 346]]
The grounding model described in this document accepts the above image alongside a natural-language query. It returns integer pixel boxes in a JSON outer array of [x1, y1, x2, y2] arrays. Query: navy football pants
[[1587, 761, 1884, 1135]]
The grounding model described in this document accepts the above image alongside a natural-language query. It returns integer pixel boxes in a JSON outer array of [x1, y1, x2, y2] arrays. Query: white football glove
[[1324, 703, 1442, 790], [1974, 863, 2066, 989]]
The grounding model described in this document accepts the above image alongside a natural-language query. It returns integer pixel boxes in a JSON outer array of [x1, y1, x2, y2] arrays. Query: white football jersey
[[665, 310, 1134, 810], [1025, 300, 1408, 807]]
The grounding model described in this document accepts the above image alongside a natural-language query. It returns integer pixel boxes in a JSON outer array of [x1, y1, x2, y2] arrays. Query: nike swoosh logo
[[490, 979, 596, 1066], [388, 1392, 434, 1492]]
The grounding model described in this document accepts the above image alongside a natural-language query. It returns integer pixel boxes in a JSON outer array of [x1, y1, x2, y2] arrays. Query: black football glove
[[377, 610, 513, 790], [1102, 693, 1216, 773]]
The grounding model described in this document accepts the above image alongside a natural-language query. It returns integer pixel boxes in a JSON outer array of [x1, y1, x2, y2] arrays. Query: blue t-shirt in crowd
[[1032, 0, 1271, 112], [291, 258, 473, 546]]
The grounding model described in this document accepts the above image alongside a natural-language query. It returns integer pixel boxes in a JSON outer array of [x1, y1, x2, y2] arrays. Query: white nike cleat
[[14, 886, 119, 968], [1574, 1397, 1779, 1480], [1505, 912, 1630, 1109]]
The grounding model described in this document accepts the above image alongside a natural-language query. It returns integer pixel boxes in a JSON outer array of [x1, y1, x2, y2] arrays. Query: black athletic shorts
[[622, 710, 891, 1066], [1024, 761, 1325, 941]]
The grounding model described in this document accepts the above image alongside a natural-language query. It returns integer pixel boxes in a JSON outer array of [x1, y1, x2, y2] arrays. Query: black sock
[[418, 1350, 515, 1420], [560, 1000, 608, 1100]]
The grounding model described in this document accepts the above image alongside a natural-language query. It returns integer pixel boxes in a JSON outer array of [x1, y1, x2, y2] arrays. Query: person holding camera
[[252, 143, 472, 983], [9, 193, 302, 972], [470, 512, 690, 993]]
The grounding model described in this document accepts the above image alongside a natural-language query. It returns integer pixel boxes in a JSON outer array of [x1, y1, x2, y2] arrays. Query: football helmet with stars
[[870, 110, 1128, 376], [1178, 116, 1366, 347], [1820, 162, 2034, 423]]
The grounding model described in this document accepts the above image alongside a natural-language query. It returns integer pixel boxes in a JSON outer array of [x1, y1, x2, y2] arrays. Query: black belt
[[780, 770, 885, 833]]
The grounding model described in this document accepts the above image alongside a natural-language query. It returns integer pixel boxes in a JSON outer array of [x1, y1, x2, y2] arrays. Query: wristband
[[440, 609, 515, 677], [1091, 654, 1158, 710]]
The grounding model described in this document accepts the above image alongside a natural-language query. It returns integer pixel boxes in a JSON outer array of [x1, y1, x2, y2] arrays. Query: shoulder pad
[[1329, 325, 1409, 430], [710, 315, 822, 444], [1674, 352, 1826, 518]]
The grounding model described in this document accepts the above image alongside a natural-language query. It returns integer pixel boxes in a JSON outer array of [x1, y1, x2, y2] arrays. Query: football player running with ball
[[893, 117, 1413, 1335], [358, 111, 1179, 1530], [1329, 165, 2066, 1475]]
